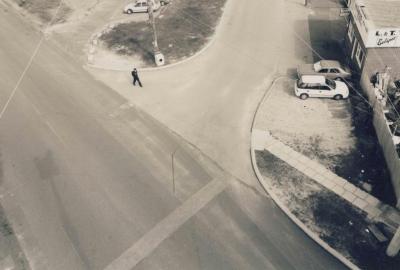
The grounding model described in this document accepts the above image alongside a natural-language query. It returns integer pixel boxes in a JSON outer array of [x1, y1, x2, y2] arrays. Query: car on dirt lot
[[297, 60, 352, 81], [295, 75, 349, 100], [123, 0, 161, 14]]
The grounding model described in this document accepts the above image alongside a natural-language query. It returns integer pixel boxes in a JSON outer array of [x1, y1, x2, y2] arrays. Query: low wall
[[360, 73, 400, 208]]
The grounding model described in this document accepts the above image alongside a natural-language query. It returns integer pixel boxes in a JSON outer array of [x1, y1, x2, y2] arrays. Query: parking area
[[259, 0, 396, 205], [257, 77, 356, 171]]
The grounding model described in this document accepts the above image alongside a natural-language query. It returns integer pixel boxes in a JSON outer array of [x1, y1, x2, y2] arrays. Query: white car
[[295, 75, 349, 100], [123, 0, 160, 14]]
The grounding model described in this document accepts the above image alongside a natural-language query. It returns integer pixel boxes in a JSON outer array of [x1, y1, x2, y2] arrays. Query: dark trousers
[[133, 76, 142, 87]]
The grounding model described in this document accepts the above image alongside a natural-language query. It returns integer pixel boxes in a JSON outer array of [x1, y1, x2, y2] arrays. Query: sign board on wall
[[366, 29, 400, 48], [350, 0, 400, 48]]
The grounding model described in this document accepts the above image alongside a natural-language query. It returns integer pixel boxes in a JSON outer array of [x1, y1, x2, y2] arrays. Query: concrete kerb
[[249, 75, 360, 270], [86, 0, 232, 72], [86, 32, 216, 72]]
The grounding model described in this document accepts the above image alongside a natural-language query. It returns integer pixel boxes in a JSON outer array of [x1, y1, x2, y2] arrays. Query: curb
[[85, 0, 232, 72], [249, 76, 360, 270], [86, 33, 216, 72]]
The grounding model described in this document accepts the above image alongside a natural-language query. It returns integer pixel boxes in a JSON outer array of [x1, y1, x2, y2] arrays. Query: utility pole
[[147, 0, 165, 66], [171, 148, 178, 194], [147, 0, 159, 51]]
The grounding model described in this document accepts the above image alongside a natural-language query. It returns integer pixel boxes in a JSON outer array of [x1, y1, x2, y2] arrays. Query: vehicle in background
[[297, 60, 352, 81], [124, 0, 161, 14], [295, 75, 349, 100]]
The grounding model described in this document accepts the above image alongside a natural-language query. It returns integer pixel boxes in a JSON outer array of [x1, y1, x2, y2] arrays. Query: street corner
[[251, 129, 272, 151], [86, 0, 228, 71], [86, 17, 149, 71]]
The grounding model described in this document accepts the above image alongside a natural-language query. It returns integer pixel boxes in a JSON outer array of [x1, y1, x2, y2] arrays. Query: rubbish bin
[[154, 51, 165, 66]]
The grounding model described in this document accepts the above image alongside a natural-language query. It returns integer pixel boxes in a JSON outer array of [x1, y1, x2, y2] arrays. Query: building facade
[[345, 0, 400, 78], [344, 0, 400, 207]]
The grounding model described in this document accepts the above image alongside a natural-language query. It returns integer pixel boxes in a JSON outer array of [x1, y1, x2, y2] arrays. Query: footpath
[[251, 77, 400, 269]]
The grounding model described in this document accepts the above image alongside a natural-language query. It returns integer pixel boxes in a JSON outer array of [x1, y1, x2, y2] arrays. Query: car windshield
[[326, 78, 336, 89], [313, 61, 322, 72]]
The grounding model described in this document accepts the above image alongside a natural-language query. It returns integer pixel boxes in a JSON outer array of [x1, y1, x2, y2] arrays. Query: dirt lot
[[12, 0, 71, 24], [258, 77, 396, 205], [256, 150, 400, 270], [100, 0, 227, 66], [258, 77, 355, 166]]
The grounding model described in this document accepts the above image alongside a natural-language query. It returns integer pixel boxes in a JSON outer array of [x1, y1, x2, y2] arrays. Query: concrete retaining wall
[[360, 73, 400, 208]]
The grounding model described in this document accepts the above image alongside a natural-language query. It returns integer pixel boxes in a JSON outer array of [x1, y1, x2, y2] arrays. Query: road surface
[[0, 0, 346, 269]]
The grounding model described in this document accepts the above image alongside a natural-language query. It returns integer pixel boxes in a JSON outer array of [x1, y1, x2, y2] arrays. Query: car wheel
[[300, 93, 309, 100], [333, 94, 343, 100], [126, 9, 133, 14]]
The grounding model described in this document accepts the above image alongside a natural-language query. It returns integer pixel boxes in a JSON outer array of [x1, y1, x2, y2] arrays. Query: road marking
[[0, 0, 64, 121], [104, 178, 227, 270], [44, 121, 67, 146]]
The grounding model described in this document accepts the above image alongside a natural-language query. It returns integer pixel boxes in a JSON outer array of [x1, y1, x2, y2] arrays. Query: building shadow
[[308, 18, 347, 62]]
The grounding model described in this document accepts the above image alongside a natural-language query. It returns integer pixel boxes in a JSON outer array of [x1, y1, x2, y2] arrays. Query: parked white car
[[123, 0, 161, 14], [295, 75, 349, 100]]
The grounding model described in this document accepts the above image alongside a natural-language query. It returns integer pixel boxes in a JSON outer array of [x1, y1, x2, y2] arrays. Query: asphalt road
[[0, 1, 346, 270]]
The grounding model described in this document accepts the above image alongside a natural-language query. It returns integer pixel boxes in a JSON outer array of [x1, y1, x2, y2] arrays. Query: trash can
[[154, 51, 165, 66]]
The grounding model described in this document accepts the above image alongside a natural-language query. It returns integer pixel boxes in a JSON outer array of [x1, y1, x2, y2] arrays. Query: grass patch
[[100, 0, 227, 65], [16, 0, 71, 24], [0, 205, 31, 270], [255, 150, 400, 269]]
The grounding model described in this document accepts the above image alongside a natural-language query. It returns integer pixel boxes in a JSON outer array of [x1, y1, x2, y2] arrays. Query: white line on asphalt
[[104, 179, 227, 270], [45, 121, 67, 146], [0, 0, 64, 121]]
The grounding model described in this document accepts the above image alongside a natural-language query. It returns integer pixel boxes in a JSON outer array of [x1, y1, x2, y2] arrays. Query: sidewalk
[[251, 77, 400, 269]]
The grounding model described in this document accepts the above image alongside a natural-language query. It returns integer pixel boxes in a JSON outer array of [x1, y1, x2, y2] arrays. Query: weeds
[[16, 0, 71, 24], [100, 0, 227, 65], [256, 150, 400, 269]]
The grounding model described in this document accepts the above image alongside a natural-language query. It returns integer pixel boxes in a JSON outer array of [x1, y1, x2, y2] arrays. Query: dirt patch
[[258, 78, 356, 170], [0, 205, 31, 270], [256, 150, 400, 269], [15, 0, 71, 24], [333, 91, 396, 206], [259, 78, 396, 206], [100, 0, 227, 66]]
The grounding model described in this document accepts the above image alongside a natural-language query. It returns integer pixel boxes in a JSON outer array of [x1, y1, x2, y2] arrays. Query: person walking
[[131, 68, 143, 87]]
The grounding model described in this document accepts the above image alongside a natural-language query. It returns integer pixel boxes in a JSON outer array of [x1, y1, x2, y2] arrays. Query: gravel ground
[[256, 150, 400, 270], [99, 0, 227, 66]]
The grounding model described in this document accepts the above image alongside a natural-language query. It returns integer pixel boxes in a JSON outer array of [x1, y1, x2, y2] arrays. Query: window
[[326, 79, 336, 89], [330, 68, 340, 73], [309, 84, 321, 90], [135, 2, 141, 6], [355, 43, 365, 67], [317, 85, 331, 90], [319, 69, 329, 73], [347, 22, 354, 42]]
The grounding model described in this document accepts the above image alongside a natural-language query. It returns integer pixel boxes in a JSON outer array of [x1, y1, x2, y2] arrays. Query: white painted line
[[104, 179, 227, 270], [45, 121, 66, 146], [0, 0, 64, 121]]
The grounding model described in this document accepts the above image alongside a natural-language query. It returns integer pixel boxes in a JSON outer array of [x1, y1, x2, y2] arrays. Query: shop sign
[[367, 29, 400, 47]]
